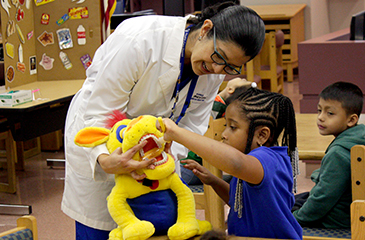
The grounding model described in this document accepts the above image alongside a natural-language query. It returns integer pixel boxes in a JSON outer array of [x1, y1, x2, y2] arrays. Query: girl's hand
[[97, 141, 156, 176], [158, 118, 178, 142], [181, 159, 215, 185]]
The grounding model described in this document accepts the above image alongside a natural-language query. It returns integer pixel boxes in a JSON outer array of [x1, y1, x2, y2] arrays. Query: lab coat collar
[[159, 17, 190, 109]]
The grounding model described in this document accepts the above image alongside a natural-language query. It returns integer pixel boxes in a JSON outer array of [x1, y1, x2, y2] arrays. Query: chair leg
[[0, 130, 17, 193], [270, 75, 278, 93], [203, 185, 225, 230], [285, 64, 294, 82], [278, 73, 284, 94]]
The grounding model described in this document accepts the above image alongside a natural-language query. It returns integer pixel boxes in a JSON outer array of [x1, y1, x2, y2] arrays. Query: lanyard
[[170, 25, 198, 124]]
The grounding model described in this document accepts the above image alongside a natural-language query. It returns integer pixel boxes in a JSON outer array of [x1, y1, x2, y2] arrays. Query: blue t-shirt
[[227, 146, 302, 239]]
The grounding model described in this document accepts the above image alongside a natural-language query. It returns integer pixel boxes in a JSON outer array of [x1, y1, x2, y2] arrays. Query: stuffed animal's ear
[[74, 127, 111, 148]]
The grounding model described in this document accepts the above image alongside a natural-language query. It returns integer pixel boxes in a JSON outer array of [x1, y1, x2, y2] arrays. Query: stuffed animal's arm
[[107, 176, 142, 227], [169, 173, 197, 222]]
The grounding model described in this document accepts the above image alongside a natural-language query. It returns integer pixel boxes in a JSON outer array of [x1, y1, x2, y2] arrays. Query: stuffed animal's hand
[[97, 142, 156, 176], [180, 159, 217, 186]]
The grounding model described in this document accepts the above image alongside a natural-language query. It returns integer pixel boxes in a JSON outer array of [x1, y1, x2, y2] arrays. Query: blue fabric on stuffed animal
[[127, 189, 178, 235]]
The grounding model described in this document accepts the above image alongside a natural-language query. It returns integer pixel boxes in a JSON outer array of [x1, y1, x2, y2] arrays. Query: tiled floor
[[0, 77, 316, 240]]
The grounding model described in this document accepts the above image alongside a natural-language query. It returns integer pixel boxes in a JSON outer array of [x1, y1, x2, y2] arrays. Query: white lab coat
[[61, 15, 224, 230]]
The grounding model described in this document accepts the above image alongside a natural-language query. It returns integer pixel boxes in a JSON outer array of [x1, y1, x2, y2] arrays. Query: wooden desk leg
[[15, 138, 41, 171], [16, 142, 25, 171]]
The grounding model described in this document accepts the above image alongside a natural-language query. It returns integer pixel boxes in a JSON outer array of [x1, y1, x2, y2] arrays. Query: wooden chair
[[349, 145, 365, 240], [0, 118, 17, 193], [302, 145, 365, 240], [220, 57, 262, 93], [0, 215, 38, 240], [258, 30, 284, 93], [192, 117, 226, 230]]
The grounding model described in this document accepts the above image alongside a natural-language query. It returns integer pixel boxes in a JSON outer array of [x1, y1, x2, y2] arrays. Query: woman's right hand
[[97, 141, 156, 180]]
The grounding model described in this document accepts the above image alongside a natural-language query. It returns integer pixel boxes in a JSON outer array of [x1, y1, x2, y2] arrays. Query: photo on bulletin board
[[30, 55, 37, 75]]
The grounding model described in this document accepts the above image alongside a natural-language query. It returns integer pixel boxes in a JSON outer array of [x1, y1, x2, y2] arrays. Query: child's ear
[[255, 126, 271, 146], [227, 87, 235, 95], [347, 113, 359, 128]]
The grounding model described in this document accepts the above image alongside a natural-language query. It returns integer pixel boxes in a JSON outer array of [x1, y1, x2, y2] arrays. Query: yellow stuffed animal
[[74, 112, 211, 240]]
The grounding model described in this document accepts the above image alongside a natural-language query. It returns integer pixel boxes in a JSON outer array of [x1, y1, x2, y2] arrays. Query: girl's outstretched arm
[[182, 159, 230, 204], [162, 118, 264, 185]]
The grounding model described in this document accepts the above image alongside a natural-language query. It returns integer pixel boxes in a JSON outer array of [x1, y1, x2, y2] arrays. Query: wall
[[242, 0, 365, 40]]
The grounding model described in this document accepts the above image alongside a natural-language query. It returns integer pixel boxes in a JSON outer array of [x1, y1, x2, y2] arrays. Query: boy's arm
[[293, 149, 351, 224]]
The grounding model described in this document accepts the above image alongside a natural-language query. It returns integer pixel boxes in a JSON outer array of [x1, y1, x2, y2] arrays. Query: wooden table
[[248, 4, 306, 82], [0, 80, 84, 141], [0, 80, 84, 213], [296, 113, 365, 177], [150, 235, 279, 240]]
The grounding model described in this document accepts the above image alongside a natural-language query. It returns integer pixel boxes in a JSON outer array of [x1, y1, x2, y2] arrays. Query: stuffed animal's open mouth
[[139, 134, 167, 166]]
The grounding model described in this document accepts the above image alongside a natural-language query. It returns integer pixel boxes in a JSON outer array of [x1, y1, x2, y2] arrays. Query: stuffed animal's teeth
[[139, 134, 162, 148], [154, 152, 167, 166]]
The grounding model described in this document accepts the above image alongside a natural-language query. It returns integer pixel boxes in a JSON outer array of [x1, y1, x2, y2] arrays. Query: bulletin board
[[1, 0, 102, 88]]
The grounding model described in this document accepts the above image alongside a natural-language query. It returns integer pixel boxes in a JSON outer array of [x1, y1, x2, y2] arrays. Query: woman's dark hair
[[226, 88, 297, 157], [319, 81, 363, 117], [188, 1, 265, 60]]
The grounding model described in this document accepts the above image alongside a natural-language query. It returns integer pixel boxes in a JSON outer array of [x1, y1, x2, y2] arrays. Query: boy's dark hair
[[319, 81, 363, 117]]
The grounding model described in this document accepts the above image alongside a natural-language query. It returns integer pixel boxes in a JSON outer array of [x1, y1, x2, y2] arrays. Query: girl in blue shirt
[[161, 88, 302, 239]]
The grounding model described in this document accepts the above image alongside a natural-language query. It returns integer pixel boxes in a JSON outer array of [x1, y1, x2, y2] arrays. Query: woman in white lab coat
[[61, 2, 265, 239]]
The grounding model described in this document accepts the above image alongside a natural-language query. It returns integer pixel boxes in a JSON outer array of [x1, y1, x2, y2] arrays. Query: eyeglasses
[[210, 27, 242, 75]]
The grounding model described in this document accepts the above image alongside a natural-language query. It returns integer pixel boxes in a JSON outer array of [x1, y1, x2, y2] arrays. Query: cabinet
[[298, 28, 365, 113], [248, 4, 306, 82]]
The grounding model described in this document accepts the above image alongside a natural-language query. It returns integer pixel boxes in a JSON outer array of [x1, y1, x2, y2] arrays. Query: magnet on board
[[41, 13, 50, 25]]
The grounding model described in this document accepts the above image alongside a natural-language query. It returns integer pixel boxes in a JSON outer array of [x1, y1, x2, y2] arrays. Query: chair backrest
[[350, 145, 365, 240], [0, 215, 38, 240], [351, 145, 365, 201], [256, 30, 284, 93], [199, 117, 226, 229], [260, 30, 283, 69]]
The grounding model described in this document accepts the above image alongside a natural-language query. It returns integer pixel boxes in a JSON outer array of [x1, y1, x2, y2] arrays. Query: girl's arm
[[209, 177, 230, 204], [162, 119, 264, 185], [182, 160, 230, 204]]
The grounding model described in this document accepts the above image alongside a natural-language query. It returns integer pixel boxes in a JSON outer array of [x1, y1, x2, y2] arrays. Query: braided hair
[[226, 88, 299, 217]]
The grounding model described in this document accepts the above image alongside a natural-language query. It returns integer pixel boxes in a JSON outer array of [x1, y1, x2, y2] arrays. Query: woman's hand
[[97, 141, 155, 179], [181, 159, 216, 185]]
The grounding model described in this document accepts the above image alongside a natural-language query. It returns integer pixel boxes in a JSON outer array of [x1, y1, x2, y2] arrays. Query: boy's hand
[[181, 159, 215, 185]]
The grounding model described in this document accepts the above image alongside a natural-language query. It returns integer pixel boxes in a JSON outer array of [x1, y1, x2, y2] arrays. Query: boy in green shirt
[[293, 81, 365, 228]]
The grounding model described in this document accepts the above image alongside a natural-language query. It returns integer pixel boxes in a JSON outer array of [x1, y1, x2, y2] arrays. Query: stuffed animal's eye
[[116, 125, 127, 143]]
